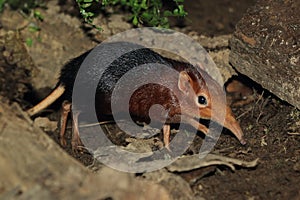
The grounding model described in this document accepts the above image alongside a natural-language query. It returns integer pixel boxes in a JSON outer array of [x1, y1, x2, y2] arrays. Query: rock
[[0, 1, 95, 94], [142, 169, 194, 200], [0, 30, 37, 103], [229, 0, 300, 108], [0, 99, 171, 200], [33, 117, 57, 132]]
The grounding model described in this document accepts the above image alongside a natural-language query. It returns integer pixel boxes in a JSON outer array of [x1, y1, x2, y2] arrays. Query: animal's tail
[[27, 84, 65, 116]]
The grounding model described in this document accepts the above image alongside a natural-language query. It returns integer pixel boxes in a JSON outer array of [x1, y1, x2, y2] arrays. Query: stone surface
[[0, 100, 171, 200], [0, 30, 37, 102], [230, 0, 300, 108]]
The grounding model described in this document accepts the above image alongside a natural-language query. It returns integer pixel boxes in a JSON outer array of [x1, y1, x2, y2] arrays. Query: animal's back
[[59, 44, 175, 101]]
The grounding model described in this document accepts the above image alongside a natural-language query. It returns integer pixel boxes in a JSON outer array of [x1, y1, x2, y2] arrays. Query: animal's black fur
[[58, 42, 201, 103]]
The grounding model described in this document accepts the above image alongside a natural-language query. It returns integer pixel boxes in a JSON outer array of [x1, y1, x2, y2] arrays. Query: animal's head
[[176, 66, 246, 145]]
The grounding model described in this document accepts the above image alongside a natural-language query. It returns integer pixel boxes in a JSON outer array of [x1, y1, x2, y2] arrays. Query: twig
[[287, 132, 300, 136], [78, 120, 116, 128]]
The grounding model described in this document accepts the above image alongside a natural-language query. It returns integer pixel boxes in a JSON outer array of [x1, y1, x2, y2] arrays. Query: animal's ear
[[178, 71, 192, 93]]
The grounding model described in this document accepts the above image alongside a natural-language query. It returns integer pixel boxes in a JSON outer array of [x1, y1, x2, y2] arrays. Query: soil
[[1, 0, 300, 199]]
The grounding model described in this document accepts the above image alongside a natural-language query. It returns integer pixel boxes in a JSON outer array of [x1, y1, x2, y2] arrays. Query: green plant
[[0, 0, 5, 12], [76, 0, 187, 29], [0, 0, 45, 47], [0, 0, 44, 13]]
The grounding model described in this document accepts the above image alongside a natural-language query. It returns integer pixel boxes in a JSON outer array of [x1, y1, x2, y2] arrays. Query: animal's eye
[[198, 95, 207, 105]]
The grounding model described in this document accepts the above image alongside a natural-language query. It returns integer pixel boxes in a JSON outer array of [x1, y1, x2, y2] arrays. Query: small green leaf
[[132, 16, 138, 26], [28, 23, 40, 32], [26, 38, 33, 47], [141, 12, 152, 21], [34, 10, 44, 21], [163, 10, 173, 17], [86, 11, 95, 17], [140, 0, 147, 9], [178, 5, 186, 16], [173, 8, 179, 15], [81, 3, 92, 8]]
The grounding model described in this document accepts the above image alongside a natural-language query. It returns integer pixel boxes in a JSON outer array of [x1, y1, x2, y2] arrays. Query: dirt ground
[[1, 0, 300, 199]]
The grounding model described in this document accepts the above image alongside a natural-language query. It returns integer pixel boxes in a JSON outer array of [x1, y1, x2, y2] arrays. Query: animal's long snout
[[222, 107, 246, 145], [200, 105, 246, 145]]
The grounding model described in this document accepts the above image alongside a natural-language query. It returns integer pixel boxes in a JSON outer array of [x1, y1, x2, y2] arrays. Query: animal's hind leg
[[163, 124, 171, 151], [71, 110, 83, 151], [60, 101, 71, 146]]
